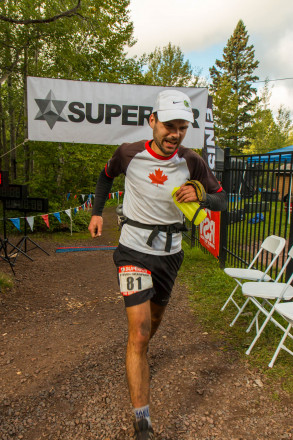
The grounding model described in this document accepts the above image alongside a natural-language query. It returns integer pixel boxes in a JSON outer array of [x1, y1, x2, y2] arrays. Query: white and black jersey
[[101, 140, 224, 255]]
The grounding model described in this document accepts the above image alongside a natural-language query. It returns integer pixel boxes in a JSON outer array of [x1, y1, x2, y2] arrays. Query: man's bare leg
[[126, 301, 152, 408], [126, 300, 167, 407], [150, 301, 167, 339]]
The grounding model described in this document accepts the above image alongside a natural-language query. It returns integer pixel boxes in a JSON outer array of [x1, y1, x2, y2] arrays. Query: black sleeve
[[200, 189, 228, 211], [92, 169, 114, 216]]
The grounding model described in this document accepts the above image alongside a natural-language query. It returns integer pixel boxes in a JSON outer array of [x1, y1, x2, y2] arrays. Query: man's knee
[[151, 303, 166, 326], [128, 321, 151, 350]]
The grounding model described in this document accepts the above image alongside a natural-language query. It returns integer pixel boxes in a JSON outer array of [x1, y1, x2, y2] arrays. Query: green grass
[[179, 242, 293, 395], [0, 272, 14, 292], [226, 196, 289, 249], [29, 230, 93, 243]]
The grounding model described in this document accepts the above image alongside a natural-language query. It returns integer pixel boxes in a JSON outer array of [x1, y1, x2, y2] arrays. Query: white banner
[[27, 77, 208, 148]]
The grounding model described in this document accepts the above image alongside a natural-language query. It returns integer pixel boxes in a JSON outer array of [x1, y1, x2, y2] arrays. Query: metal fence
[[185, 148, 293, 281]]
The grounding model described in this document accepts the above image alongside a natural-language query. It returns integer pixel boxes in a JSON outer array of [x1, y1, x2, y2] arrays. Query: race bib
[[118, 265, 153, 296]]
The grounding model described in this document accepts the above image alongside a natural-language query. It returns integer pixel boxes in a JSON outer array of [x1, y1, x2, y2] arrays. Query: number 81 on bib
[[118, 265, 153, 296]]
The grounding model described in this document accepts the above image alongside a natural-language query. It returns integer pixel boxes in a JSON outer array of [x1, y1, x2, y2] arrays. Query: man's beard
[[153, 135, 179, 156]]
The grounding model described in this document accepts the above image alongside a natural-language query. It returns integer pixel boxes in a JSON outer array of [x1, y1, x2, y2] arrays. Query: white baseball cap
[[153, 90, 194, 123]]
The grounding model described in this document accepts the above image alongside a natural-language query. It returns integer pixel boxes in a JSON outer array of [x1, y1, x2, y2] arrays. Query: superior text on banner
[[27, 77, 208, 148]]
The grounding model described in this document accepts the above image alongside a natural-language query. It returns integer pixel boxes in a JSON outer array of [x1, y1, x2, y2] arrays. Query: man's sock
[[133, 404, 152, 427]]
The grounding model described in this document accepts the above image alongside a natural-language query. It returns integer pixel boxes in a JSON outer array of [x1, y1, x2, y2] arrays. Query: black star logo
[[35, 90, 67, 129]]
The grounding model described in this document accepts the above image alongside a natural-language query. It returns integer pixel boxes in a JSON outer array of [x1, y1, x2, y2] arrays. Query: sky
[[127, 0, 293, 116]]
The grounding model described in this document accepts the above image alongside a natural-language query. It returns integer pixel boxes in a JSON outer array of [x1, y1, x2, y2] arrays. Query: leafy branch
[[0, 0, 82, 25]]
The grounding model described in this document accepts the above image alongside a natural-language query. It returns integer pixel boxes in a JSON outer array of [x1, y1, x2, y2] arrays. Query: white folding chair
[[268, 302, 293, 368], [241, 245, 293, 356], [221, 235, 286, 327]]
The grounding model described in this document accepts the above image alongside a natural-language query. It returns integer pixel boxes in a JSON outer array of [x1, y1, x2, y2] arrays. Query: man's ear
[[149, 113, 156, 129]]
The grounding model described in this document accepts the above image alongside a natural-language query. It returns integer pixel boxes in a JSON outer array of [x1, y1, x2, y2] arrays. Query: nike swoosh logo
[[173, 101, 182, 104]]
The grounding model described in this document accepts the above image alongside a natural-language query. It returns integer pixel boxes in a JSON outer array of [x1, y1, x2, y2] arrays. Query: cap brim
[[157, 109, 194, 123]]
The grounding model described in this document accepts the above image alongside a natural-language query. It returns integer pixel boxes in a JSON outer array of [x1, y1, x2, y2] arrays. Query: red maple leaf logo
[[149, 168, 168, 186]]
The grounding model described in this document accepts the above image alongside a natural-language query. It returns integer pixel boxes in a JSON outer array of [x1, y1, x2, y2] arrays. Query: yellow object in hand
[[172, 187, 207, 225]]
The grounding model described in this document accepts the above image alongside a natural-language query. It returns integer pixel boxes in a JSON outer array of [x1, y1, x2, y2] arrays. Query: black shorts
[[113, 243, 184, 307]]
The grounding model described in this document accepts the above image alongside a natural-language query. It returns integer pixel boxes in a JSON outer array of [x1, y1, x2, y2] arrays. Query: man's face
[[149, 114, 189, 157]]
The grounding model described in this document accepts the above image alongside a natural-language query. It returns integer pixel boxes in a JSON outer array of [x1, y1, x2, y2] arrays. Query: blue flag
[[10, 218, 21, 231], [53, 212, 61, 223]]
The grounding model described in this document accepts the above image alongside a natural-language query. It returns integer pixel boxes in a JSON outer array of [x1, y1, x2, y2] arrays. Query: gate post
[[219, 148, 230, 268], [286, 208, 293, 282]]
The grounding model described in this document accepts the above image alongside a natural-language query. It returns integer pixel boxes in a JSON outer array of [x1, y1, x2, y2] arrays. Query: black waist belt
[[124, 218, 187, 252]]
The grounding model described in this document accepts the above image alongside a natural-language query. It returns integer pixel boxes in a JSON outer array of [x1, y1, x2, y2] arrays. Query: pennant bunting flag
[[6, 190, 124, 234], [53, 212, 61, 223], [10, 218, 21, 231], [41, 214, 50, 228], [65, 209, 72, 219], [26, 216, 34, 231]]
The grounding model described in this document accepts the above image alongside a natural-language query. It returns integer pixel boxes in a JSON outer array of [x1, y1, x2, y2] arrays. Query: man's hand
[[175, 184, 198, 203], [88, 215, 103, 237]]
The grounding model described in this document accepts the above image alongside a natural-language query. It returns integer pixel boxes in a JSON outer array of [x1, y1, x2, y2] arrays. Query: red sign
[[199, 209, 221, 259]]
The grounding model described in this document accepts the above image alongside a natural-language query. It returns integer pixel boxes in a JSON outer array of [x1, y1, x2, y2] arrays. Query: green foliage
[[210, 20, 260, 153], [26, 143, 118, 203], [211, 77, 239, 149], [141, 42, 204, 87], [71, 209, 92, 232], [0, 0, 139, 200], [247, 83, 293, 154], [179, 242, 293, 394]]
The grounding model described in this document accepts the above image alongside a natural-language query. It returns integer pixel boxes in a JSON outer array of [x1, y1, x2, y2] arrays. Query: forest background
[[0, 0, 292, 219]]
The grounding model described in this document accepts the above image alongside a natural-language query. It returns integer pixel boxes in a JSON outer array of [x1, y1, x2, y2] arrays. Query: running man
[[88, 89, 227, 439]]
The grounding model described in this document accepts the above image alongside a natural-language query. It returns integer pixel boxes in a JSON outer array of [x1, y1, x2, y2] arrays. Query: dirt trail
[[0, 207, 292, 440]]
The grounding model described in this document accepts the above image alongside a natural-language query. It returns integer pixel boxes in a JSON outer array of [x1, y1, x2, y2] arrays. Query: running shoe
[[133, 418, 155, 439]]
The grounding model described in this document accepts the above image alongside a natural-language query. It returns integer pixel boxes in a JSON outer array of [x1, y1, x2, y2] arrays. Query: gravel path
[[0, 209, 292, 439]]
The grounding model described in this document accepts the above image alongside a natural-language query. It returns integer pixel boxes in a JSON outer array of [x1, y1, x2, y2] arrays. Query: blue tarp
[[248, 145, 293, 164]]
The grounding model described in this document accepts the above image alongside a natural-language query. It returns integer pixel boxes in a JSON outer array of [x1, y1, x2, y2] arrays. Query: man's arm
[[199, 190, 227, 211], [88, 169, 114, 237], [175, 183, 227, 211]]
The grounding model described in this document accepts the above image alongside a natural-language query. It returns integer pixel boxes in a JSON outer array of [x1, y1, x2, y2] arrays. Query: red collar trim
[[145, 140, 178, 160]]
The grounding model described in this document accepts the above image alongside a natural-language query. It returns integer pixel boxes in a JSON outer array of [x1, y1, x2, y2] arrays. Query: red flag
[[199, 209, 220, 259], [109, 193, 111, 199], [119, 191, 123, 196], [41, 214, 50, 228]]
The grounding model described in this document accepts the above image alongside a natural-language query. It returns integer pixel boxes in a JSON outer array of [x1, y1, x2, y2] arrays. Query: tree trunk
[[0, 84, 9, 172], [8, 75, 17, 180], [23, 46, 30, 183], [57, 143, 64, 187]]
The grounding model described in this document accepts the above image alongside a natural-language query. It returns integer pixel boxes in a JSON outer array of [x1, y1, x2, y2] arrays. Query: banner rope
[[1, 190, 124, 231], [0, 139, 29, 159]]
